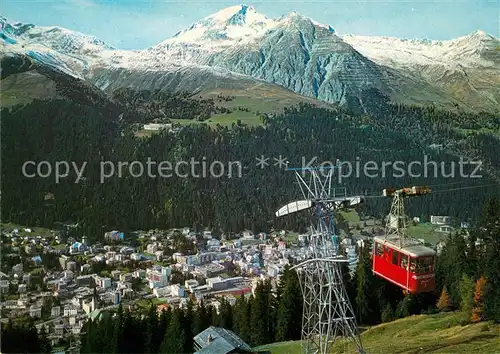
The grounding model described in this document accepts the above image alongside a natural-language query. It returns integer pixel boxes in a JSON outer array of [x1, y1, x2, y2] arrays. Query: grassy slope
[[2, 55, 328, 128], [138, 85, 334, 134], [170, 85, 334, 128], [406, 222, 448, 245], [338, 209, 445, 246], [255, 312, 500, 353], [339, 210, 361, 223], [1, 222, 54, 237], [0, 71, 59, 106]]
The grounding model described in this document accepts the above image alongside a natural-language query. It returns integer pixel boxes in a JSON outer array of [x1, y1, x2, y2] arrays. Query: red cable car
[[372, 236, 436, 294], [372, 186, 435, 294]]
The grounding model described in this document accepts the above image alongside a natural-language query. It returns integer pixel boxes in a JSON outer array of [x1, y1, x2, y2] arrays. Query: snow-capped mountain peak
[[343, 29, 498, 68], [1, 16, 35, 37], [469, 30, 494, 40], [279, 11, 335, 33], [154, 5, 337, 49], [162, 4, 275, 46], [1, 16, 114, 56], [208, 4, 263, 26]]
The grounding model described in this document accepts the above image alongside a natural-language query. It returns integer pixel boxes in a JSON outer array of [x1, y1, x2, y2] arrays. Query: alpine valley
[[3, 5, 500, 354], [1, 4, 499, 113]]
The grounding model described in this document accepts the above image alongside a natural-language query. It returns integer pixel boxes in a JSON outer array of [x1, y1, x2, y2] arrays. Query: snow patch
[[153, 4, 336, 52], [342, 31, 498, 68]]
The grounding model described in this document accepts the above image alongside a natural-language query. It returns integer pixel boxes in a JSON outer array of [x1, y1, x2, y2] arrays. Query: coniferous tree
[[144, 305, 158, 354], [341, 262, 356, 310], [24, 321, 41, 353], [39, 325, 52, 354], [381, 303, 395, 323], [210, 304, 219, 328], [479, 198, 500, 322], [436, 233, 467, 307], [192, 300, 211, 336], [102, 315, 116, 353], [459, 274, 475, 317], [276, 266, 302, 342], [355, 243, 379, 324], [81, 319, 97, 354], [465, 232, 479, 279], [113, 304, 125, 353], [1, 320, 20, 353], [157, 307, 172, 350], [395, 296, 411, 319], [160, 308, 185, 354], [269, 283, 280, 343], [471, 276, 487, 323], [233, 295, 251, 343], [218, 297, 234, 331], [122, 311, 144, 353], [250, 281, 273, 346], [436, 286, 452, 312], [182, 300, 195, 353]]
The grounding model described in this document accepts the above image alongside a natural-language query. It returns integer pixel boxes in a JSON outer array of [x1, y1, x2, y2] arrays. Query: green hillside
[[172, 86, 335, 128], [254, 312, 500, 353]]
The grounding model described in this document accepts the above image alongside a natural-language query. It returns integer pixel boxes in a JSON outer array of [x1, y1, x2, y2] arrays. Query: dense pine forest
[[2, 197, 500, 353], [111, 88, 233, 123], [1, 90, 499, 239]]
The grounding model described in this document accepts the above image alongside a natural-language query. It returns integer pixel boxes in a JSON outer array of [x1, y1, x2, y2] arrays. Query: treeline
[[80, 267, 302, 353], [435, 198, 500, 322], [0, 266, 301, 353], [360, 88, 500, 138], [360, 89, 500, 180], [111, 88, 231, 123], [1, 322, 52, 354]]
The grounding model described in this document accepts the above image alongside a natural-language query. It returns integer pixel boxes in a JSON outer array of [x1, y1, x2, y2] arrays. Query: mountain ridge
[[1, 8, 495, 50], [1, 6, 499, 113]]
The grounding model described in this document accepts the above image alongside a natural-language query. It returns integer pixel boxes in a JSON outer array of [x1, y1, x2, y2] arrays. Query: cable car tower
[[383, 186, 431, 247], [276, 166, 365, 354]]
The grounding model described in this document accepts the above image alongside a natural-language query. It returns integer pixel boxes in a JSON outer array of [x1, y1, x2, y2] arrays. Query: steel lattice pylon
[[384, 188, 424, 248], [385, 191, 407, 243], [278, 167, 365, 354]]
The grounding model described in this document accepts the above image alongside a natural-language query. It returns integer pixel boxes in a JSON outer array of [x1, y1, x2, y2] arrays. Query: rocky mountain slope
[[147, 6, 389, 110], [1, 6, 498, 113], [343, 31, 500, 111], [0, 14, 332, 112]]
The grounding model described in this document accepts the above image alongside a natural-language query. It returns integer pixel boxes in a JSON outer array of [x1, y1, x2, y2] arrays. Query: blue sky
[[2, 0, 498, 49]]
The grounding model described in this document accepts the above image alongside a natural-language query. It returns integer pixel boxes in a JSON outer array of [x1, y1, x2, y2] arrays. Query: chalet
[[430, 215, 452, 225], [193, 326, 254, 354]]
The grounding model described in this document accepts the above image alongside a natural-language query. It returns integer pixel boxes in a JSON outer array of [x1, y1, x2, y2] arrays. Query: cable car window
[[400, 254, 409, 270], [384, 246, 391, 262], [392, 250, 399, 266], [409, 258, 416, 273], [415, 259, 423, 273], [375, 243, 384, 257], [415, 257, 433, 274], [422, 257, 433, 273]]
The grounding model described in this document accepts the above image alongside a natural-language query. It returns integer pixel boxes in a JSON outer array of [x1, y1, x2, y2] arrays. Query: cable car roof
[[374, 236, 436, 257]]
